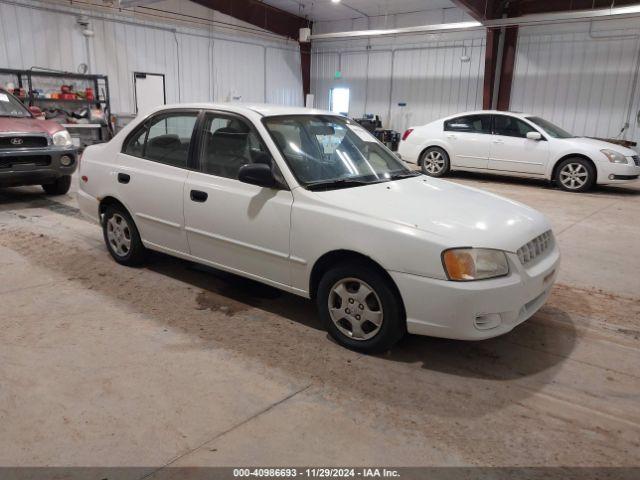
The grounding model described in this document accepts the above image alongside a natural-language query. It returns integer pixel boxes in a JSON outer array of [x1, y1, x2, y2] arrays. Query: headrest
[[212, 127, 248, 154]]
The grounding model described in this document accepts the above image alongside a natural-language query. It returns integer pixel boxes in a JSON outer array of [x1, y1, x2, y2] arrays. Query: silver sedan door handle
[[446, 134, 457, 139], [493, 139, 504, 144]]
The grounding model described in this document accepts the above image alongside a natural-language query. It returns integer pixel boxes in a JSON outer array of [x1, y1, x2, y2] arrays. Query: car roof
[[442, 110, 535, 120], [144, 102, 338, 118]]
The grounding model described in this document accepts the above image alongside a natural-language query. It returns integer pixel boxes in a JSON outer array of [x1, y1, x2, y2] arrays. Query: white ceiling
[[262, 0, 457, 22]]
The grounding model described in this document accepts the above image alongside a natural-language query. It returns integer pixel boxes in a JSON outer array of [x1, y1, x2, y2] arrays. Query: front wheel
[[42, 175, 72, 195], [419, 147, 450, 177], [554, 158, 595, 192], [317, 262, 405, 353]]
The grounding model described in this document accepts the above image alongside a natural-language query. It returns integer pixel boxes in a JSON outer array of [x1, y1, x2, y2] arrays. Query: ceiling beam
[[190, 0, 309, 40]]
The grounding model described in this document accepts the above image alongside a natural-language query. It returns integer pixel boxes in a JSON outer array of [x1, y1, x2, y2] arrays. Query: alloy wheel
[[328, 278, 384, 341], [106, 214, 132, 257], [423, 150, 446, 174], [559, 162, 589, 190]]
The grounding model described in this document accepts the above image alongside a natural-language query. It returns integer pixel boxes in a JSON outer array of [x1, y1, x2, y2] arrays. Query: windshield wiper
[[305, 178, 379, 191], [388, 171, 422, 180]]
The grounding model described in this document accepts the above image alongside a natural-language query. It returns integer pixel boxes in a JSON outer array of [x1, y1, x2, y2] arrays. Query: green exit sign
[[335, 71, 342, 79]]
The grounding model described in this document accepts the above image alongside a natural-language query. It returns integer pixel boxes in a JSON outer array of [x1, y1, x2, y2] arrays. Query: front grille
[[517, 230, 553, 266], [0, 155, 51, 168], [632, 155, 640, 167], [0, 136, 48, 149]]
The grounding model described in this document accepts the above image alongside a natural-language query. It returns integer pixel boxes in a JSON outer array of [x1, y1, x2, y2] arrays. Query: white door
[[117, 110, 199, 254], [443, 114, 493, 169], [134, 73, 165, 114], [183, 112, 293, 287], [489, 115, 550, 175]]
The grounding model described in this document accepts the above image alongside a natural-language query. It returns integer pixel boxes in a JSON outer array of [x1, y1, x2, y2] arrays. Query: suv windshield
[[0, 90, 31, 118], [526, 116, 574, 138], [263, 115, 416, 190]]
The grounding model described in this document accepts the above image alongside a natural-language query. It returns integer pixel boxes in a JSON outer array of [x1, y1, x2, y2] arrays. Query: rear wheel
[[102, 205, 147, 266], [420, 147, 450, 177], [554, 158, 595, 192], [42, 175, 72, 195], [317, 262, 405, 353]]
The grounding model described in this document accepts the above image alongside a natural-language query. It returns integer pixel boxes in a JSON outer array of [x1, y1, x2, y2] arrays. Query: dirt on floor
[[1, 222, 639, 467]]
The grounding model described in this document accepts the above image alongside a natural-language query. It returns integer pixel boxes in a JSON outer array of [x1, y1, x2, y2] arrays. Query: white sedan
[[78, 104, 559, 352], [398, 110, 640, 192]]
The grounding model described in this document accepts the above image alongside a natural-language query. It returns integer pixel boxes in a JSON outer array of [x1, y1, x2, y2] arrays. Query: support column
[[300, 42, 311, 99], [483, 26, 519, 111]]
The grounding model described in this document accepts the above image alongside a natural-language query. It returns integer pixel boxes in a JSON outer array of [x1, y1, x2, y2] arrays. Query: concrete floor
[[0, 172, 639, 471]]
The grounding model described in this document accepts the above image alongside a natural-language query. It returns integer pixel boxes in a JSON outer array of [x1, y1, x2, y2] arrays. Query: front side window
[[0, 90, 31, 118], [493, 115, 537, 138], [444, 115, 492, 134], [200, 114, 275, 180], [263, 115, 415, 190], [526, 116, 573, 138]]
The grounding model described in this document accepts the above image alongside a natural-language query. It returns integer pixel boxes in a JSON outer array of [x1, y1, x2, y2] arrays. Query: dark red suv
[[0, 88, 77, 195]]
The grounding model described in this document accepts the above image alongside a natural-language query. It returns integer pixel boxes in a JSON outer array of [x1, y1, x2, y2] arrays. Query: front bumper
[[390, 245, 560, 340], [597, 160, 640, 185], [0, 146, 78, 187]]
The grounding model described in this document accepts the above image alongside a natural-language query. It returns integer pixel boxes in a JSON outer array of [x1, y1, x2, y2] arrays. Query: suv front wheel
[[42, 175, 72, 195]]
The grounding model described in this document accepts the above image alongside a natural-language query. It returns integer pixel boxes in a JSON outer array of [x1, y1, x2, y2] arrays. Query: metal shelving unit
[[0, 68, 113, 147]]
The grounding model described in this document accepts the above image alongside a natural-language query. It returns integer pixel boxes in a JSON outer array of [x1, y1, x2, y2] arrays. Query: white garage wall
[[511, 20, 640, 142], [311, 32, 486, 132], [0, 0, 303, 114]]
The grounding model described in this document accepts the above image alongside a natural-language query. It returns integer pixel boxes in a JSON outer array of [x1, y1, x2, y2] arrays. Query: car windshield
[[526, 116, 574, 138], [0, 90, 31, 118], [263, 115, 416, 190]]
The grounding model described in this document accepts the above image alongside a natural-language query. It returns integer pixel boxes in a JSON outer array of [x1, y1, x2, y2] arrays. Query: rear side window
[[444, 115, 491, 134], [493, 115, 537, 138], [122, 112, 199, 169]]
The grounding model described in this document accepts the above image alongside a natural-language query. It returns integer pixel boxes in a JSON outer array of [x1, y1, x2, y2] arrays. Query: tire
[[102, 205, 147, 266], [419, 147, 450, 177], [317, 261, 406, 353], [554, 158, 596, 193], [42, 175, 72, 195]]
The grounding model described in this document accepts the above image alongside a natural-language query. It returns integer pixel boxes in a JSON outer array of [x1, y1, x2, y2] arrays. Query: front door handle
[[190, 190, 208, 203], [493, 139, 504, 144], [117, 173, 130, 184]]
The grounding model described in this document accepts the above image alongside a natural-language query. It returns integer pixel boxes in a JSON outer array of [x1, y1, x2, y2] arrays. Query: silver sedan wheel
[[422, 150, 446, 174], [328, 278, 383, 341], [559, 162, 589, 190], [106, 213, 132, 258]]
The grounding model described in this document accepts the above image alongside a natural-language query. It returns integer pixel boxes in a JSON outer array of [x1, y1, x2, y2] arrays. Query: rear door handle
[[446, 134, 457, 139], [190, 190, 208, 203], [493, 139, 504, 144], [117, 173, 130, 184]]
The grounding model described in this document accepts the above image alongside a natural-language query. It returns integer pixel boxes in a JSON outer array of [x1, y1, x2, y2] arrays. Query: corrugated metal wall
[[511, 20, 640, 142], [311, 33, 486, 131], [0, 0, 303, 114]]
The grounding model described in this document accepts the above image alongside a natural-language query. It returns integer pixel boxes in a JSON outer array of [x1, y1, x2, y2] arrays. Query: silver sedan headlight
[[52, 130, 73, 147], [442, 248, 509, 281], [601, 149, 629, 164]]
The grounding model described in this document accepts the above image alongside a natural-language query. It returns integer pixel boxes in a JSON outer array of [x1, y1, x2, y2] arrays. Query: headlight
[[601, 149, 628, 164], [52, 130, 72, 147], [442, 248, 509, 281]]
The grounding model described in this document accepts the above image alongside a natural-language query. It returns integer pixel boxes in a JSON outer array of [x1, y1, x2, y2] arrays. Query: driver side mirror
[[526, 131, 542, 141], [238, 163, 277, 189], [28, 106, 44, 119]]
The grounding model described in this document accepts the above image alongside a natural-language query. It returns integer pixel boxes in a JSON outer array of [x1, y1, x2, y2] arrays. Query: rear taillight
[[402, 128, 414, 141]]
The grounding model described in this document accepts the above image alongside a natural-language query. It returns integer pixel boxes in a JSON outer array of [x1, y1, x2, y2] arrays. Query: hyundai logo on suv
[[10, 138, 24, 145]]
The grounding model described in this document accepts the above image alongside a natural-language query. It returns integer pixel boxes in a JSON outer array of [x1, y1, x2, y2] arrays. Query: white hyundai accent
[[398, 110, 640, 192], [78, 104, 559, 352]]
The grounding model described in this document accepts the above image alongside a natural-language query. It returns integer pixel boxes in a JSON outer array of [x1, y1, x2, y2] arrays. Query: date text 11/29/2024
[[233, 468, 400, 478]]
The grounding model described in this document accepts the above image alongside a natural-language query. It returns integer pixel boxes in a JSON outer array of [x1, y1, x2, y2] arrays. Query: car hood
[[0, 117, 63, 135], [310, 176, 551, 252], [560, 137, 638, 156]]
